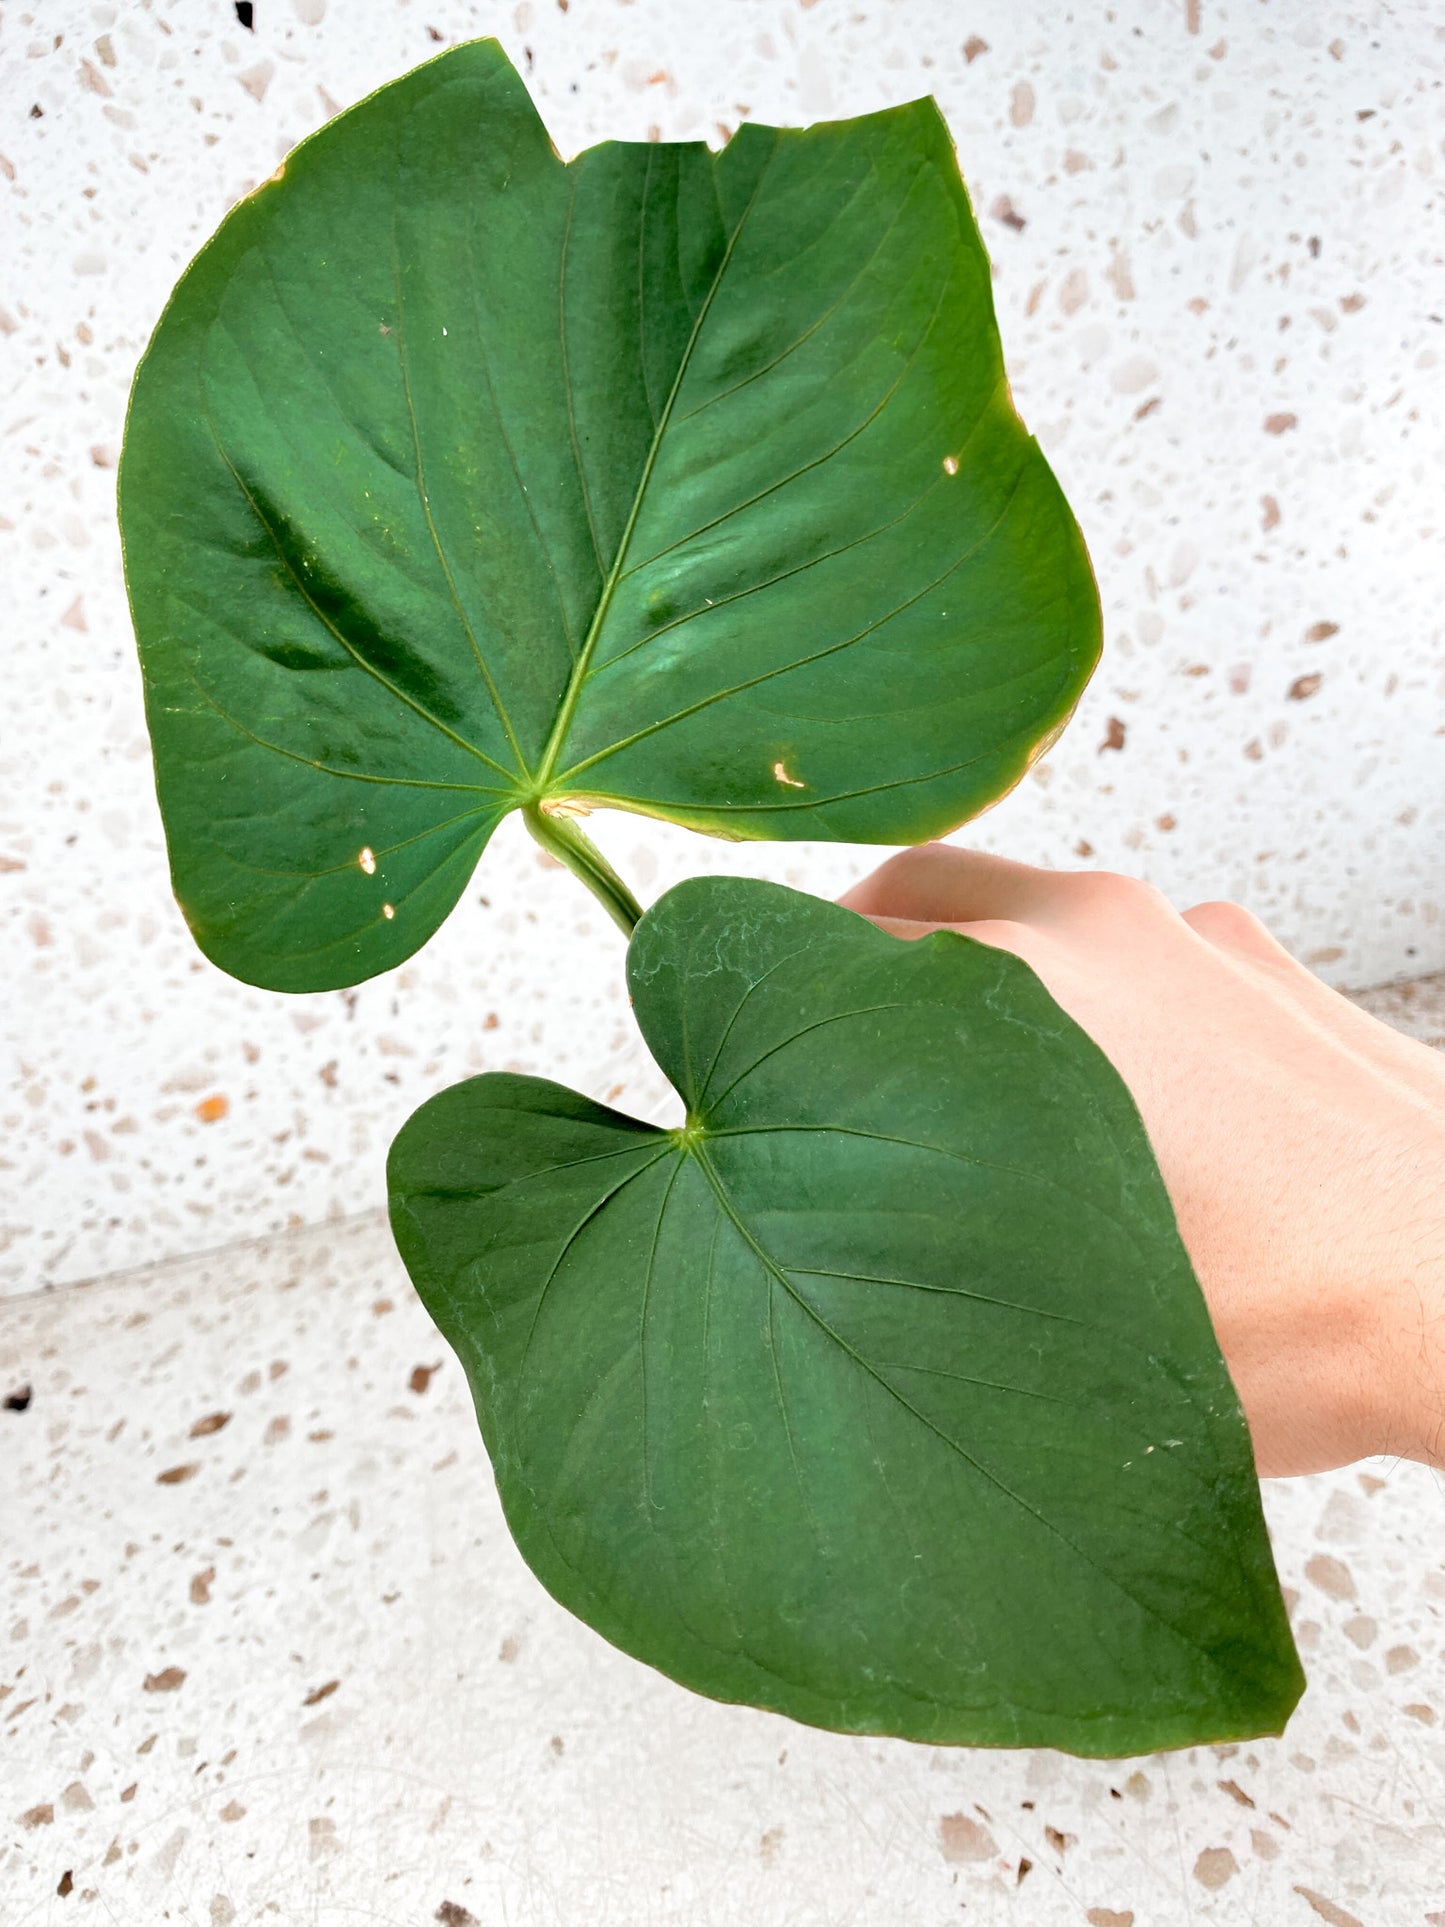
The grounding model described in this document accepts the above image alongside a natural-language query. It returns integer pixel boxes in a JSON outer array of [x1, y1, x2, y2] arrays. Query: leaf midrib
[[530, 147, 775, 796]]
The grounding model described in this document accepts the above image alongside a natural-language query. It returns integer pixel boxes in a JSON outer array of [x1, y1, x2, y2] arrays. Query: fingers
[[1181, 899, 1290, 964], [854, 911, 1054, 985], [860, 910, 1029, 949], [840, 844, 1076, 928]]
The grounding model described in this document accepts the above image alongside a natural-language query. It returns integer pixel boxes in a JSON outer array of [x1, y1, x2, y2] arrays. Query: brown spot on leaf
[[157, 1464, 199, 1486], [303, 1679, 339, 1707], [144, 1667, 186, 1693], [1288, 673, 1322, 701], [189, 1412, 231, 1438], [939, 1813, 997, 1863]]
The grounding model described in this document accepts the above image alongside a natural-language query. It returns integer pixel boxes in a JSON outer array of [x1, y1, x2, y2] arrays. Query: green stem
[[523, 805, 643, 939]]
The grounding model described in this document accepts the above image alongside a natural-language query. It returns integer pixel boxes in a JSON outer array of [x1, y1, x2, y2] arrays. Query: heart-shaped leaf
[[388, 877, 1303, 1754], [120, 40, 1100, 989]]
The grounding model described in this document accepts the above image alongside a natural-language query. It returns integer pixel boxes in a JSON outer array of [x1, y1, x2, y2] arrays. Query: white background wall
[[3, 0, 1443, 1295]]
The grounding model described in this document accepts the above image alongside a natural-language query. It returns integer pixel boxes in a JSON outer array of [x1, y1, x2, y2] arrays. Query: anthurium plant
[[120, 39, 1304, 1756]]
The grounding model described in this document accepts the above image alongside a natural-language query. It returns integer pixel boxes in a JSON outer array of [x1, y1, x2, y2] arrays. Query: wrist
[[1363, 1114, 1445, 1470]]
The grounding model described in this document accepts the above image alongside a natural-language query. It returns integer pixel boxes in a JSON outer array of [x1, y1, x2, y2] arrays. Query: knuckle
[[957, 916, 1043, 961], [873, 845, 942, 889], [1184, 898, 1267, 947], [1073, 869, 1172, 916]]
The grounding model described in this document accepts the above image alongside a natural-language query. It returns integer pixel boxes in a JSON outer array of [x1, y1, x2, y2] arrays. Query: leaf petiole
[[523, 804, 644, 938]]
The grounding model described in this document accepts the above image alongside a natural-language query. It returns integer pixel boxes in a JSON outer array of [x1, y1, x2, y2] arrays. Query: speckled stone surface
[[2, 0, 1443, 1296], [3, 1206, 1445, 1925], [1351, 970, 1445, 1052], [4, 3, 1445, 1918]]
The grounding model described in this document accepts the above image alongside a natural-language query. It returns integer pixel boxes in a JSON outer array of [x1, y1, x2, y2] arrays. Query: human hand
[[841, 846, 1445, 1478]]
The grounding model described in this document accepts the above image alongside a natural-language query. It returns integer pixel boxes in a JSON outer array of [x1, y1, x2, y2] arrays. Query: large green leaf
[[120, 39, 1100, 990], [389, 877, 1303, 1754]]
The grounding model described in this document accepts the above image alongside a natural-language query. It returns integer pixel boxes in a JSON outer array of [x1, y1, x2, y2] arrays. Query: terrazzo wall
[[3, 0, 1443, 1295]]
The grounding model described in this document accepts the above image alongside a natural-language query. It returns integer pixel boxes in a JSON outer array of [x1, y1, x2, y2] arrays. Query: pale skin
[[841, 846, 1445, 1479]]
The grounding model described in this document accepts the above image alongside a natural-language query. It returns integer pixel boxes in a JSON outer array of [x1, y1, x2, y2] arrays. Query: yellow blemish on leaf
[[381, 903, 395, 921], [358, 846, 376, 875], [943, 455, 959, 475], [772, 761, 805, 789]]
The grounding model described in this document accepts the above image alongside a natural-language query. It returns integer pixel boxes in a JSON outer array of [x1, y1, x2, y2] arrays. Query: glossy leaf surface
[[120, 39, 1100, 989], [389, 878, 1303, 1754]]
